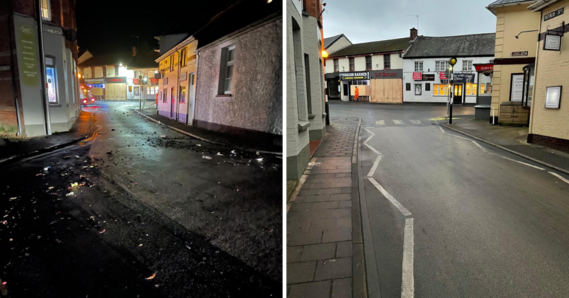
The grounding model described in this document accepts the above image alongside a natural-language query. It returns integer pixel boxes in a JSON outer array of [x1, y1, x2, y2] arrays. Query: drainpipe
[[528, 10, 543, 138], [35, 0, 51, 135], [6, 5, 22, 135]]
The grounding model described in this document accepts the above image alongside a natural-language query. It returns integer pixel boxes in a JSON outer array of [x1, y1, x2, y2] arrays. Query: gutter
[[528, 0, 560, 11], [486, 1, 536, 15]]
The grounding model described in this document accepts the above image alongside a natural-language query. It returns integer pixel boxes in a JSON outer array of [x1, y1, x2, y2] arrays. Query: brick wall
[[530, 0, 569, 142]]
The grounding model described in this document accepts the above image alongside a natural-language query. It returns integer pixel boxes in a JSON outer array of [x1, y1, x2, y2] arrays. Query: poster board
[[510, 73, 524, 102]]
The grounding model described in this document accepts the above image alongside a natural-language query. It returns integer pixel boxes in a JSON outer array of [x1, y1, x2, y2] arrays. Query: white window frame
[[221, 45, 235, 95], [435, 61, 448, 72], [41, 0, 51, 21], [414, 61, 423, 72], [463, 60, 473, 71]]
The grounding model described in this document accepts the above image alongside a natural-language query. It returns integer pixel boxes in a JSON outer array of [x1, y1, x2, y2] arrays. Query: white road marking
[[549, 171, 569, 185], [491, 154, 545, 170], [401, 218, 415, 298], [393, 120, 404, 125], [367, 155, 382, 177], [376, 120, 385, 125], [439, 126, 445, 134], [409, 120, 421, 125], [368, 177, 412, 217], [471, 140, 488, 153], [363, 128, 381, 155]]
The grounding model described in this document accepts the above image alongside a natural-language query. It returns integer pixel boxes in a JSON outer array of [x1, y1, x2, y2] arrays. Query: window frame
[[384, 54, 391, 69], [365, 56, 372, 71], [45, 56, 59, 105], [435, 60, 448, 72], [349, 57, 355, 71], [334, 59, 339, 72], [41, 0, 51, 21], [462, 60, 473, 71], [414, 61, 423, 72], [218, 45, 236, 95], [425, 83, 431, 92], [180, 49, 187, 67], [406, 83, 411, 91]]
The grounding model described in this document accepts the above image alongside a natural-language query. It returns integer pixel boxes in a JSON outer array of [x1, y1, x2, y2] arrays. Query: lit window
[[179, 85, 186, 103], [45, 56, 58, 104], [219, 45, 235, 95], [41, 0, 51, 20], [473, 84, 478, 95]]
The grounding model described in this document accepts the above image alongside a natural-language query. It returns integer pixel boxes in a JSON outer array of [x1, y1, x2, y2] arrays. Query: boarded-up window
[[94, 67, 103, 78]]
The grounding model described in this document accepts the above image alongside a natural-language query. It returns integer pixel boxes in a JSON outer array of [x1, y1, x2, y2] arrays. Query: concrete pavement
[[329, 101, 569, 298]]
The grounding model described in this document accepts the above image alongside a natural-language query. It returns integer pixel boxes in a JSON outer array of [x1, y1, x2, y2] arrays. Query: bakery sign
[[340, 72, 369, 80]]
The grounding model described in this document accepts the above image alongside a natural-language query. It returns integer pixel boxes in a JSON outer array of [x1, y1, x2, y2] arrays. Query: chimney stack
[[132, 46, 137, 57], [410, 28, 418, 41]]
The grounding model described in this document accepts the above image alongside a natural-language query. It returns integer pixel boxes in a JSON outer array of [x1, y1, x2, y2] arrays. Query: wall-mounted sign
[[511, 51, 529, 57], [544, 34, 562, 51], [150, 78, 159, 84], [369, 69, 402, 79], [544, 7, 564, 21], [545, 86, 562, 109], [105, 77, 126, 83], [510, 73, 524, 102], [340, 72, 369, 80], [414, 84, 422, 95], [413, 72, 422, 80], [421, 74, 435, 81], [475, 64, 493, 72], [84, 79, 104, 84], [17, 24, 39, 86], [440, 72, 448, 80], [133, 78, 139, 84], [451, 73, 475, 83], [180, 72, 187, 81]]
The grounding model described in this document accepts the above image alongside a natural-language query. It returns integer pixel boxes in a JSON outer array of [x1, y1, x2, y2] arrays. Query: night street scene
[[1, 0, 282, 297], [287, 0, 569, 298]]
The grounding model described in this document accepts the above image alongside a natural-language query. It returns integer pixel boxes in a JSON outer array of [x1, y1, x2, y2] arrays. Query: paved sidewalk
[[0, 110, 92, 161], [443, 118, 569, 173], [136, 108, 281, 154], [287, 117, 365, 298]]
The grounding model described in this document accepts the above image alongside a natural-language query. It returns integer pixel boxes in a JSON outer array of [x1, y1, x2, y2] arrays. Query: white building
[[402, 33, 495, 104]]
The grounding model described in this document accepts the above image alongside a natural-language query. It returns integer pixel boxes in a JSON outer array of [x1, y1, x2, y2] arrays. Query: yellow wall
[[530, 0, 569, 141], [491, 5, 541, 116]]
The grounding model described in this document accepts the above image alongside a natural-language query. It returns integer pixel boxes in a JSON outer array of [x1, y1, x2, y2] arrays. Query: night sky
[[76, 0, 238, 55]]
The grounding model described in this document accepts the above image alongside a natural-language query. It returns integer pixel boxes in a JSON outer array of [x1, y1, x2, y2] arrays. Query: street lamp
[[322, 50, 329, 58], [448, 57, 457, 124]]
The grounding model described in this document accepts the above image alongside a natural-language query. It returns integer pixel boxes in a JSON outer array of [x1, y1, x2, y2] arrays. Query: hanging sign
[[544, 34, 562, 51], [475, 64, 493, 72]]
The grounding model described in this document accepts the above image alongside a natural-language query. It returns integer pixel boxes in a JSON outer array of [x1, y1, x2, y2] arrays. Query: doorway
[[170, 87, 175, 118], [187, 73, 195, 125], [453, 84, 463, 104]]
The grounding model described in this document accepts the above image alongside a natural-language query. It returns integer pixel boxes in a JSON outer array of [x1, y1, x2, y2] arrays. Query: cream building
[[486, 0, 541, 124], [526, 0, 569, 151]]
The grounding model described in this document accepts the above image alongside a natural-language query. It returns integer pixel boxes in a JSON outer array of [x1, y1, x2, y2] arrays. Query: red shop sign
[[413, 72, 422, 80], [475, 64, 493, 72], [440, 72, 447, 80]]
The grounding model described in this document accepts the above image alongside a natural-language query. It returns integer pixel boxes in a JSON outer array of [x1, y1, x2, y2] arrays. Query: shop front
[[473, 63, 494, 121], [369, 69, 403, 103], [339, 72, 370, 101]]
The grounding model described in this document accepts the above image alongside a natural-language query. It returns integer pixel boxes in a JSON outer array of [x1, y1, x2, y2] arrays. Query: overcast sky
[[323, 0, 498, 43]]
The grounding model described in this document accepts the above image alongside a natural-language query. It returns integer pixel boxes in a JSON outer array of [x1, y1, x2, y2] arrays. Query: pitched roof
[[193, 0, 281, 49], [487, 0, 533, 7], [78, 52, 133, 67], [328, 37, 411, 57], [324, 34, 351, 49], [403, 33, 496, 59]]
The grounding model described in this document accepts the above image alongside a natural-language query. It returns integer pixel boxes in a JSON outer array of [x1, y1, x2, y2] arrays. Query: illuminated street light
[[322, 50, 329, 58], [77, 73, 82, 78]]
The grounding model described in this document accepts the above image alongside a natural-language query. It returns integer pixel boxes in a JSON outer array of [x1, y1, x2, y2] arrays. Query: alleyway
[[0, 102, 282, 297]]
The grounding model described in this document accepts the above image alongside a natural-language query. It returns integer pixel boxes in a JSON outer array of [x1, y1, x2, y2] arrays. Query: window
[[147, 86, 157, 95], [218, 45, 235, 94], [170, 55, 175, 71], [462, 60, 473, 71], [366, 56, 372, 70], [162, 88, 167, 102], [115, 66, 119, 76], [425, 83, 431, 92], [179, 85, 186, 103], [304, 54, 312, 114], [134, 86, 140, 96], [45, 56, 58, 104], [406, 83, 411, 91], [384, 54, 391, 69], [414, 61, 423, 72], [435, 61, 448, 72], [415, 84, 422, 95], [334, 59, 339, 72], [434, 84, 449, 96], [180, 49, 187, 67], [41, 0, 51, 20], [349, 57, 354, 71]]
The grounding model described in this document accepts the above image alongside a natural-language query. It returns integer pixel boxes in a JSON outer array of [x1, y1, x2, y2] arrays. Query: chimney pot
[[132, 46, 137, 57], [410, 28, 418, 41]]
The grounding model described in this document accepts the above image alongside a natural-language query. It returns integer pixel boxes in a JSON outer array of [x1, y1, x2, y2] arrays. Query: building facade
[[324, 33, 351, 55], [0, 0, 80, 137], [486, 0, 540, 124], [526, 0, 569, 151], [287, 0, 327, 180], [402, 33, 495, 104], [78, 49, 159, 102], [324, 30, 413, 103], [156, 37, 198, 125]]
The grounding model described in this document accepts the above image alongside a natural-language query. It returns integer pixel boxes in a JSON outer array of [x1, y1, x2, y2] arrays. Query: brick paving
[[287, 117, 361, 298]]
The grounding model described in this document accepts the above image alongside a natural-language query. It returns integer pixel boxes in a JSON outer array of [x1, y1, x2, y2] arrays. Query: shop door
[[170, 87, 175, 118], [453, 84, 463, 104], [187, 73, 195, 125]]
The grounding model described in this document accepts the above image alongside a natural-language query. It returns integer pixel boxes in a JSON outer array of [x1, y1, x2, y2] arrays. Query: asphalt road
[[330, 101, 569, 298], [0, 101, 281, 297]]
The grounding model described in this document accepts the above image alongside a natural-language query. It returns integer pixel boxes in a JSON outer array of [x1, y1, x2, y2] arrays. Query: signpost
[[448, 57, 457, 124]]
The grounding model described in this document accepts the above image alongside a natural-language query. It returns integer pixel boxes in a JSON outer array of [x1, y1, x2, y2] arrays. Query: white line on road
[[439, 126, 445, 134], [376, 120, 385, 125], [368, 177, 412, 217], [367, 155, 382, 177], [401, 218, 415, 298], [549, 171, 569, 185], [471, 140, 488, 153], [393, 120, 404, 125], [410, 120, 421, 125], [363, 128, 381, 155]]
